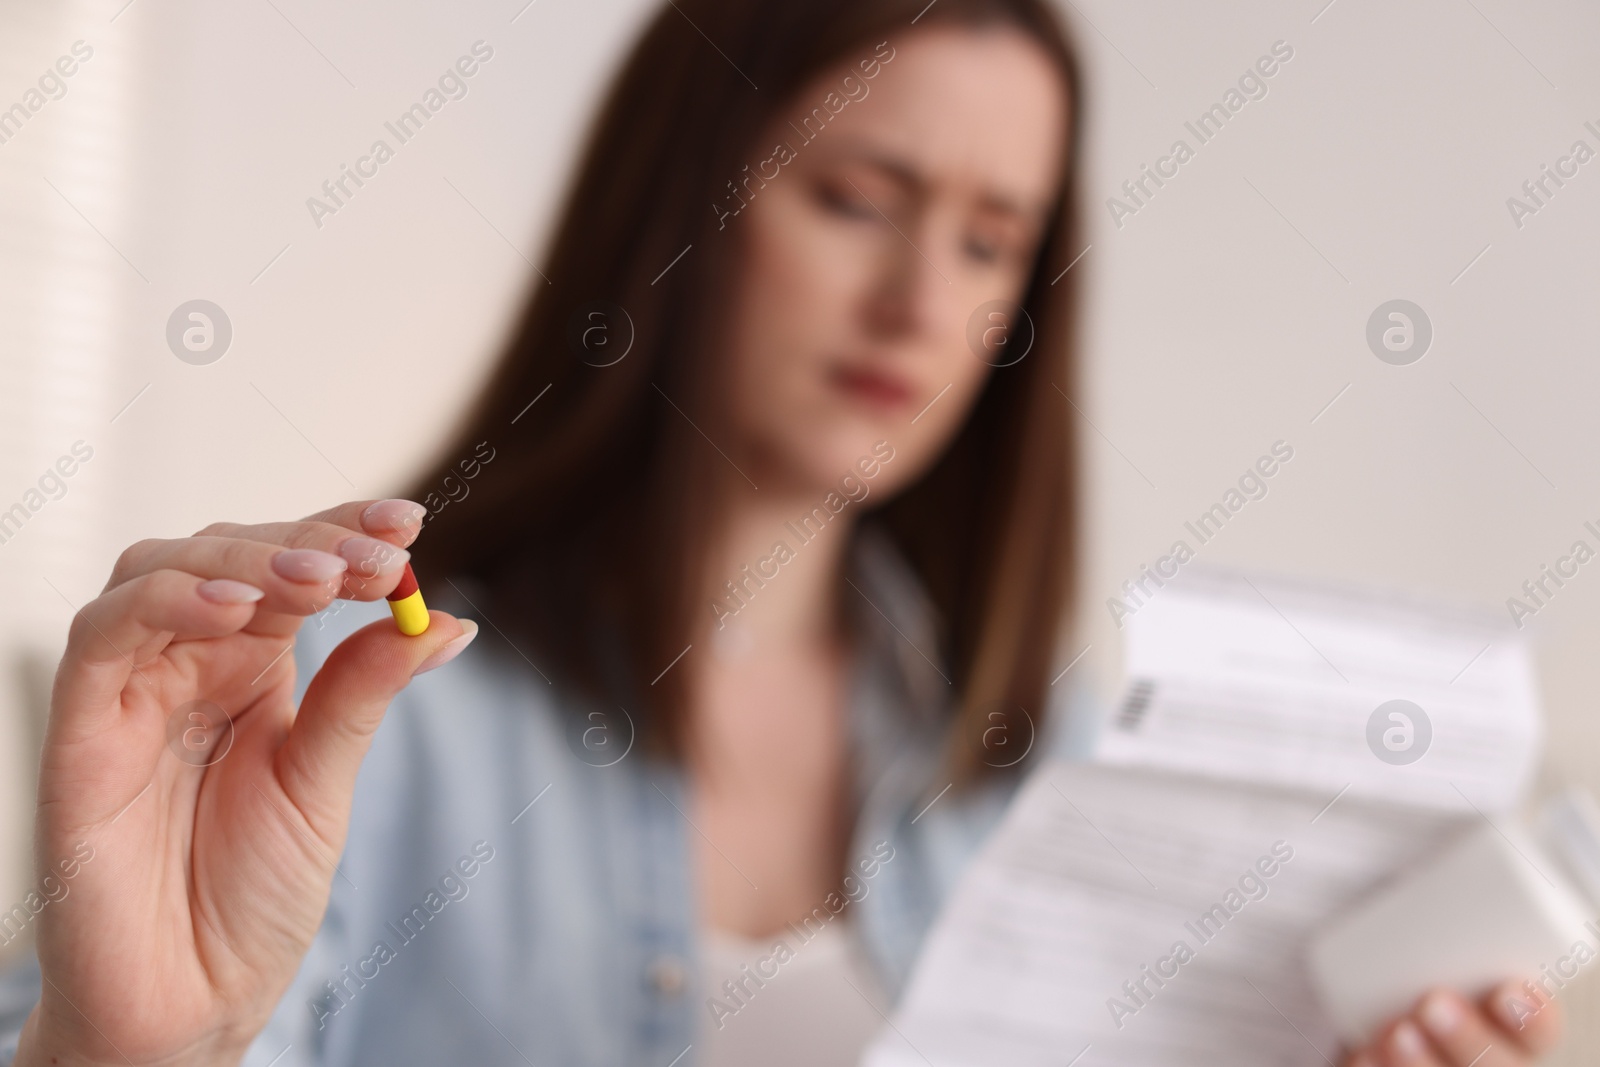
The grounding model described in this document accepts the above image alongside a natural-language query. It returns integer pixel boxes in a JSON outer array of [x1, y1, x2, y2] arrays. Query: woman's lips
[[829, 365, 916, 410]]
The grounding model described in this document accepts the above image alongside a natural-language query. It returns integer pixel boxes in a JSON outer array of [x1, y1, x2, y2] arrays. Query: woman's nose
[[860, 220, 953, 342]]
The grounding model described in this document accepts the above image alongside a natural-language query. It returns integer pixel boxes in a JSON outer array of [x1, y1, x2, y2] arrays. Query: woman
[[0, 0, 1566, 1064]]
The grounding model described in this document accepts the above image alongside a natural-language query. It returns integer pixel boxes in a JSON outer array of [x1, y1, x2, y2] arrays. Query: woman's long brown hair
[[404, 0, 1084, 785]]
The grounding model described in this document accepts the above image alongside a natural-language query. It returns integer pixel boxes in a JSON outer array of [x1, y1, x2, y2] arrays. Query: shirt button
[[648, 955, 688, 996]]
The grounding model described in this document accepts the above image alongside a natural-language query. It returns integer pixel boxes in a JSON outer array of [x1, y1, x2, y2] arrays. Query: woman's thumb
[[276, 613, 476, 831]]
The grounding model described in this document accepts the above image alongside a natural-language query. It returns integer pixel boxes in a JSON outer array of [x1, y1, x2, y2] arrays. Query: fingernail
[[1390, 1021, 1426, 1059], [271, 548, 349, 584], [197, 579, 265, 605], [337, 535, 410, 581], [1495, 985, 1534, 1030], [412, 620, 477, 676], [362, 499, 427, 543], [1421, 992, 1462, 1036]]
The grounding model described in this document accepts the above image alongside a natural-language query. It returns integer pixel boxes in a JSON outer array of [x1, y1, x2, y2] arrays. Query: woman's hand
[[13, 500, 477, 1067], [1346, 981, 1564, 1067]]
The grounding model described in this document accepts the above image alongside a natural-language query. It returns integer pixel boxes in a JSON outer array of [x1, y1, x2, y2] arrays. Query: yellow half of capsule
[[389, 589, 430, 636]]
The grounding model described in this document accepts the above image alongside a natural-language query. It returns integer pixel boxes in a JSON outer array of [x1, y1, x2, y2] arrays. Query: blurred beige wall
[[1, 0, 1597, 1056]]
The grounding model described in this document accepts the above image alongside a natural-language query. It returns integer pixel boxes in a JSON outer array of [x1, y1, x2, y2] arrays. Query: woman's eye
[[964, 235, 1002, 263], [817, 180, 883, 220]]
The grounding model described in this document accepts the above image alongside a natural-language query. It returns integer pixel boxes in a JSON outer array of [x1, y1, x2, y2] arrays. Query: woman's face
[[723, 24, 1069, 498]]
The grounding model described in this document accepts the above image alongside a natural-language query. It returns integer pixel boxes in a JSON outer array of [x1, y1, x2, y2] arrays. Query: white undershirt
[[697, 917, 889, 1067]]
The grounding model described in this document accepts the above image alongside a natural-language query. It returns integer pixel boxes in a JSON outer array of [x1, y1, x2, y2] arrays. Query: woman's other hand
[[1346, 981, 1564, 1067]]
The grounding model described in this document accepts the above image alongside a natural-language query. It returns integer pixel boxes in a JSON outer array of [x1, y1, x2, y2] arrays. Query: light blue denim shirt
[[0, 528, 1094, 1066]]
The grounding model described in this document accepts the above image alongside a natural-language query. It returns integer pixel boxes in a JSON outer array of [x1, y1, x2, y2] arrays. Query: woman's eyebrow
[[823, 142, 925, 191], [823, 139, 1049, 221], [975, 189, 1049, 224]]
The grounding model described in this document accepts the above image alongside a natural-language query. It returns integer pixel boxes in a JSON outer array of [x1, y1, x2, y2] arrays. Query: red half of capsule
[[387, 562, 420, 601]]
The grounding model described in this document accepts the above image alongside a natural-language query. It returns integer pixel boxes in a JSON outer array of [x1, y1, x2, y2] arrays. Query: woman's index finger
[[300, 499, 426, 542]]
